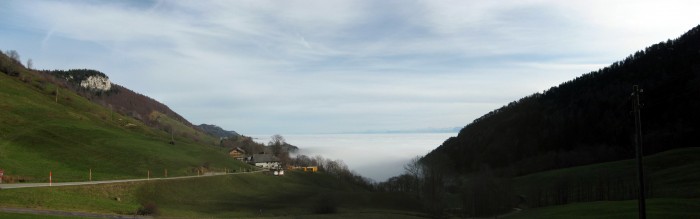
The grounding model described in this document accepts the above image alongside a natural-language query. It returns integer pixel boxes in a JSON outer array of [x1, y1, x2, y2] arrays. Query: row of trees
[[289, 154, 375, 190], [377, 155, 656, 218]]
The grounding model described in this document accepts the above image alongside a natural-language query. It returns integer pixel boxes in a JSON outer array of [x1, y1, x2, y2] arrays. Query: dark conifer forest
[[425, 24, 700, 177]]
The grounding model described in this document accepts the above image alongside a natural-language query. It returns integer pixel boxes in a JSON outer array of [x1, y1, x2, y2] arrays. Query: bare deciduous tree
[[269, 134, 285, 156], [404, 155, 424, 198], [5, 50, 19, 62]]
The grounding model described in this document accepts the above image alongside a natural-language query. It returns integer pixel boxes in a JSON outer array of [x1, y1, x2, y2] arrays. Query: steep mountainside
[[45, 69, 190, 125], [0, 52, 247, 182], [425, 24, 700, 176], [42, 69, 220, 145]]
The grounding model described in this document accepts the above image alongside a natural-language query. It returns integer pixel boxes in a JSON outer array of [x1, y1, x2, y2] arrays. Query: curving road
[[0, 170, 263, 190]]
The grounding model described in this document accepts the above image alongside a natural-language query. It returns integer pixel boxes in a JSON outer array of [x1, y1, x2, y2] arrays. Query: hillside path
[[0, 170, 263, 190]]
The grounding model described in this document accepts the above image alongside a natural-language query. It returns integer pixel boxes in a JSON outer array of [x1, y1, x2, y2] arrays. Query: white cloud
[[2, 0, 699, 134]]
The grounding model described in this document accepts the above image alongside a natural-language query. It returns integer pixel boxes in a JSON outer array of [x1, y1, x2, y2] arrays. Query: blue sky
[[2, 0, 699, 134]]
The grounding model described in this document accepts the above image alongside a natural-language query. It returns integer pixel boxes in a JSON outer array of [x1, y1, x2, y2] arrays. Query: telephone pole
[[632, 85, 646, 219]]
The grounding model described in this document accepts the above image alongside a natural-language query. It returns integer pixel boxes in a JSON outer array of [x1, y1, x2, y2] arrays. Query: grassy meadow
[[0, 171, 425, 218], [513, 147, 700, 200], [504, 198, 700, 219], [504, 147, 700, 218], [0, 64, 249, 183]]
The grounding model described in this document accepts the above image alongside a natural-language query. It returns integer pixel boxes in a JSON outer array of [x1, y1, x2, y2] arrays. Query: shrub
[[136, 202, 160, 216]]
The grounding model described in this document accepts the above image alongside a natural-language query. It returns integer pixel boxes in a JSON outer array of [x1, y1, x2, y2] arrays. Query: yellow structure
[[289, 166, 318, 172], [303, 166, 318, 172]]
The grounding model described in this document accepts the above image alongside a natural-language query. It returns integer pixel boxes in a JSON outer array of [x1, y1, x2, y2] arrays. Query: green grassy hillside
[[513, 147, 700, 206], [0, 172, 425, 218], [0, 55, 248, 183], [497, 147, 700, 218], [504, 198, 700, 219], [148, 110, 219, 145]]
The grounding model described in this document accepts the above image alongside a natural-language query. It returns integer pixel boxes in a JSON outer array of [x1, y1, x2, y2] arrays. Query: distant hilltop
[[198, 124, 240, 138]]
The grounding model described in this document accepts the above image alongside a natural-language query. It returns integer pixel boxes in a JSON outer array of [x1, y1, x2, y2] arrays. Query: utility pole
[[55, 87, 58, 103], [632, 85, 646, 219]]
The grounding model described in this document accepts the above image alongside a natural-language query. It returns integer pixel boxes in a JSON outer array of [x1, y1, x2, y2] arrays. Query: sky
[[1, 0, 699, 135]]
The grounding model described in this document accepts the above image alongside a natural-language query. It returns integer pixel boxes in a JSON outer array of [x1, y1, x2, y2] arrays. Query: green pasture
[[1, 68, 248, 183], [0, 172, 425, 218]]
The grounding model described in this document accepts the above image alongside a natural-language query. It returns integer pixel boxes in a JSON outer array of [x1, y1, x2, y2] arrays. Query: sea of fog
[[251, 133, 456, 182]]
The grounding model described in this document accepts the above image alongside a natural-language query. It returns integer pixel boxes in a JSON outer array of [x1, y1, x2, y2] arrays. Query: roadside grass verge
[[0, 181, 141, 215]]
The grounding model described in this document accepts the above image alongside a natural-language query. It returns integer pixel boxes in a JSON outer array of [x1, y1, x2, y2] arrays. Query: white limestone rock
[[80, 75, 111, 91]]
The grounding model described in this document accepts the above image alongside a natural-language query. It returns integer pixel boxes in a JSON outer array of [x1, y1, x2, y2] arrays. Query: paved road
[[0, 170, 264, 218], [0, 170, 263, 190]]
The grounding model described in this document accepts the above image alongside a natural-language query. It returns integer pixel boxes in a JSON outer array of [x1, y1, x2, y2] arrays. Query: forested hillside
[[425, 24, 700, 176]]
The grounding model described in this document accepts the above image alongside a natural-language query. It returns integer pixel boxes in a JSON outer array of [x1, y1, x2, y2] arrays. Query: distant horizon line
[[242, 127, 461, 137]]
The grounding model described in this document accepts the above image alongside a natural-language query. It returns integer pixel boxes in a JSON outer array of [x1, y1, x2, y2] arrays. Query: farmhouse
[[228, 147, 246, 160], [246, 154, 281, 169]]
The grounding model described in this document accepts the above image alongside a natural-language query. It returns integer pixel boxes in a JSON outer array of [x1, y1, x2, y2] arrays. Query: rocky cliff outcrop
[[80, 75, 111, 91], [48, 69, 112, 91]]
